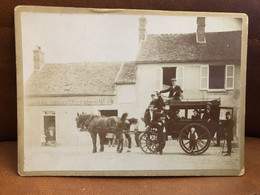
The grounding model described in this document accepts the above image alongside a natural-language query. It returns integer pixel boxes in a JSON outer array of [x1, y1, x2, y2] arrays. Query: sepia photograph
[[15, 7, 248, 176]]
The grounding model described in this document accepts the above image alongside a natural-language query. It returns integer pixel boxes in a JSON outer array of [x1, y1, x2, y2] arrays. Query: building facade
[[24, 17, 242, 147], [134, 17, 242, 137]]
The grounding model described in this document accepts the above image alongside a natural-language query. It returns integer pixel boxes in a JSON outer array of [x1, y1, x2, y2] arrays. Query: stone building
[[24, 17, 242, 146], [134, 17, 242, 136]]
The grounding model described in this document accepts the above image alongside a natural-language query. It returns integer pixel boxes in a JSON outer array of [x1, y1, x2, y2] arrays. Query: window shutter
[[200, 66, 209, 90], [155, 68, 162, 90], [177, 66, 184, 89], [226, 65, 234, 90]]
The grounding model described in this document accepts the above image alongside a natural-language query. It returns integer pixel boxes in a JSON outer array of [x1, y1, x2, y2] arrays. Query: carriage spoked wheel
[[179, 123, 211, 155], [139, 127, 166, 154], [139, 132, 155, 154]]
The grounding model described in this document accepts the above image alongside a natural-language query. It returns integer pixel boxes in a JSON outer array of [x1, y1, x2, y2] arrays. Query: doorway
[[43, 111, 56, 146], [99, 110, 118, 117]]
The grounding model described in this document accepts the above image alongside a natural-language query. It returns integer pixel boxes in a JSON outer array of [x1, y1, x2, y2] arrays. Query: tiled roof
[[136, 31, 242, 63], [115, 62, 136, 84], [25, 62, 122, 96]]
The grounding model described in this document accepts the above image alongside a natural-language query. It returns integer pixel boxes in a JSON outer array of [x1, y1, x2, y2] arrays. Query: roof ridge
[[137, 30, 241, 62], [44, 61, 125, 65], [147, 30, 242, 37]]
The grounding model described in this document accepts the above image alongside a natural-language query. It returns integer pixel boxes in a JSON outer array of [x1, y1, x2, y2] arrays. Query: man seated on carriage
[[143, 92, 165, 126], [159, 78, 183, 100], [170, 108, 183, 121], [192, 109, 201, 120]]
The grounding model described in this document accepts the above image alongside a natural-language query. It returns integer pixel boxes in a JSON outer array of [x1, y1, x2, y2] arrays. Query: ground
[[24, 135, 240, 172]]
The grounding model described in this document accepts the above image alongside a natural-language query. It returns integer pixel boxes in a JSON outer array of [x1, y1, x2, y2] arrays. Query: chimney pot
[[33, 46, 44, 71], [196, 17, 206, 43], [138, 16, 147, 44]]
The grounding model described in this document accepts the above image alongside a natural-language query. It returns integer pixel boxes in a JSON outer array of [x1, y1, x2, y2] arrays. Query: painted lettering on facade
[[25, 97, 114, 106]]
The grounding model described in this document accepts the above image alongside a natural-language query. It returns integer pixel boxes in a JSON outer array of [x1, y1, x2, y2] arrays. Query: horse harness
[[84, 114, 104, 130], [83, 114, 94, 129], [84, 115, 136, 134]]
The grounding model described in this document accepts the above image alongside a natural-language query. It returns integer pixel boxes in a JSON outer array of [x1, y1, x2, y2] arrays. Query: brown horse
[[76, 113, 128, 153]]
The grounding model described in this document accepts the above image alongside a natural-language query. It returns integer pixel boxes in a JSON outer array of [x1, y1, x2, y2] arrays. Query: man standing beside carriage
[[202, 102, 221, 146], [221, 112, 234, 156]]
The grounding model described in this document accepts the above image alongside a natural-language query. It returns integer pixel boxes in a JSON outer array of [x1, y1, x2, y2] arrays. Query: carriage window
[[178, 109, 185, 118], [188, 109, 201, 120]]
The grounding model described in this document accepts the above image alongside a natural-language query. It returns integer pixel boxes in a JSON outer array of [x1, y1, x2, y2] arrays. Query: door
[[99, 110, 118, 117], [43, 111, 56, 145]]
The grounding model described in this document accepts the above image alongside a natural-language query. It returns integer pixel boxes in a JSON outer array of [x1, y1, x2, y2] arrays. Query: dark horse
[[76, 113, 136, 153]]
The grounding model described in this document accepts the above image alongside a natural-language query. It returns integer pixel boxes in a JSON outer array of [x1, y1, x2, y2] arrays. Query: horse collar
[[85, 114, 94, 129]]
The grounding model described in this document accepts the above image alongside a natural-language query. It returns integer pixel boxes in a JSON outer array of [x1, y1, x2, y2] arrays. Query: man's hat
[[226, 111, 231, 116], [193, 109, 199, 113], [151, 93, 156, 97], [171, 78, 177, 82], [206, 102, 212, 106]]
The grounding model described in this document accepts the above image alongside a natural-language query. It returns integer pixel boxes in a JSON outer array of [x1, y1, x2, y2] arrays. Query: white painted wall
[[135, 63, 241, 136]]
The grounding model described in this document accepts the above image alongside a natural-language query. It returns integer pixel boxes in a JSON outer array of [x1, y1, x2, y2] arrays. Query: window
[[162, 67, 176, 86], [200, 65, 235, 91], [226, 65, 235, 89], [155, 66, 184, 91], [209, 65, 225, 89]]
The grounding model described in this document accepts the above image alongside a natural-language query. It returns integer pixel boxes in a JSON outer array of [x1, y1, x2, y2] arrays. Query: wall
[[116, 84, 137, 118], [24, 96, 118, 147], [135, 62, 241, 135]]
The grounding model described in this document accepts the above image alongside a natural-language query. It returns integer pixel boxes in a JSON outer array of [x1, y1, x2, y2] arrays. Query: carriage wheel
[[146, 129, 166, 153], [139, 133, 155, 154], [139, 129, 166, 154], [179, 123, 211, 155]]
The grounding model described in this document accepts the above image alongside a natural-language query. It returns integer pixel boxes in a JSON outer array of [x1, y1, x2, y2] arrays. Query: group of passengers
[[144, 78, 234, 156]]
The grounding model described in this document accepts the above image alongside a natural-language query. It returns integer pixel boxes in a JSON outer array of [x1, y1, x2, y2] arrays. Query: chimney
[[196, 17, 206, 43], [138, 16, 147, 44], [33, 46, 44, 71]]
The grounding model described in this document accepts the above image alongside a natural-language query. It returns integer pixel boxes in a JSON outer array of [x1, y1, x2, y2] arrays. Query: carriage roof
[[168, 98, 221, 108]]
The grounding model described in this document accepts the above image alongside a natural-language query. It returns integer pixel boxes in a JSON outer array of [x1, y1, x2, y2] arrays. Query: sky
[[21, 12, 242, 81]]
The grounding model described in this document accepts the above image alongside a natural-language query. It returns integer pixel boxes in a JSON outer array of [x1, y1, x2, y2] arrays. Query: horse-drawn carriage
[[139, 98, 232, 155]]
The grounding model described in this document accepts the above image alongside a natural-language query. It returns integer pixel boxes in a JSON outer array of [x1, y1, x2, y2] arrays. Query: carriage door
[[43, 111, 56, 145]]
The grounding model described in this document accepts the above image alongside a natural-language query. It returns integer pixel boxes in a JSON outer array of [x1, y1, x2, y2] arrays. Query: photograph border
[[15, 5, 248, 176]]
